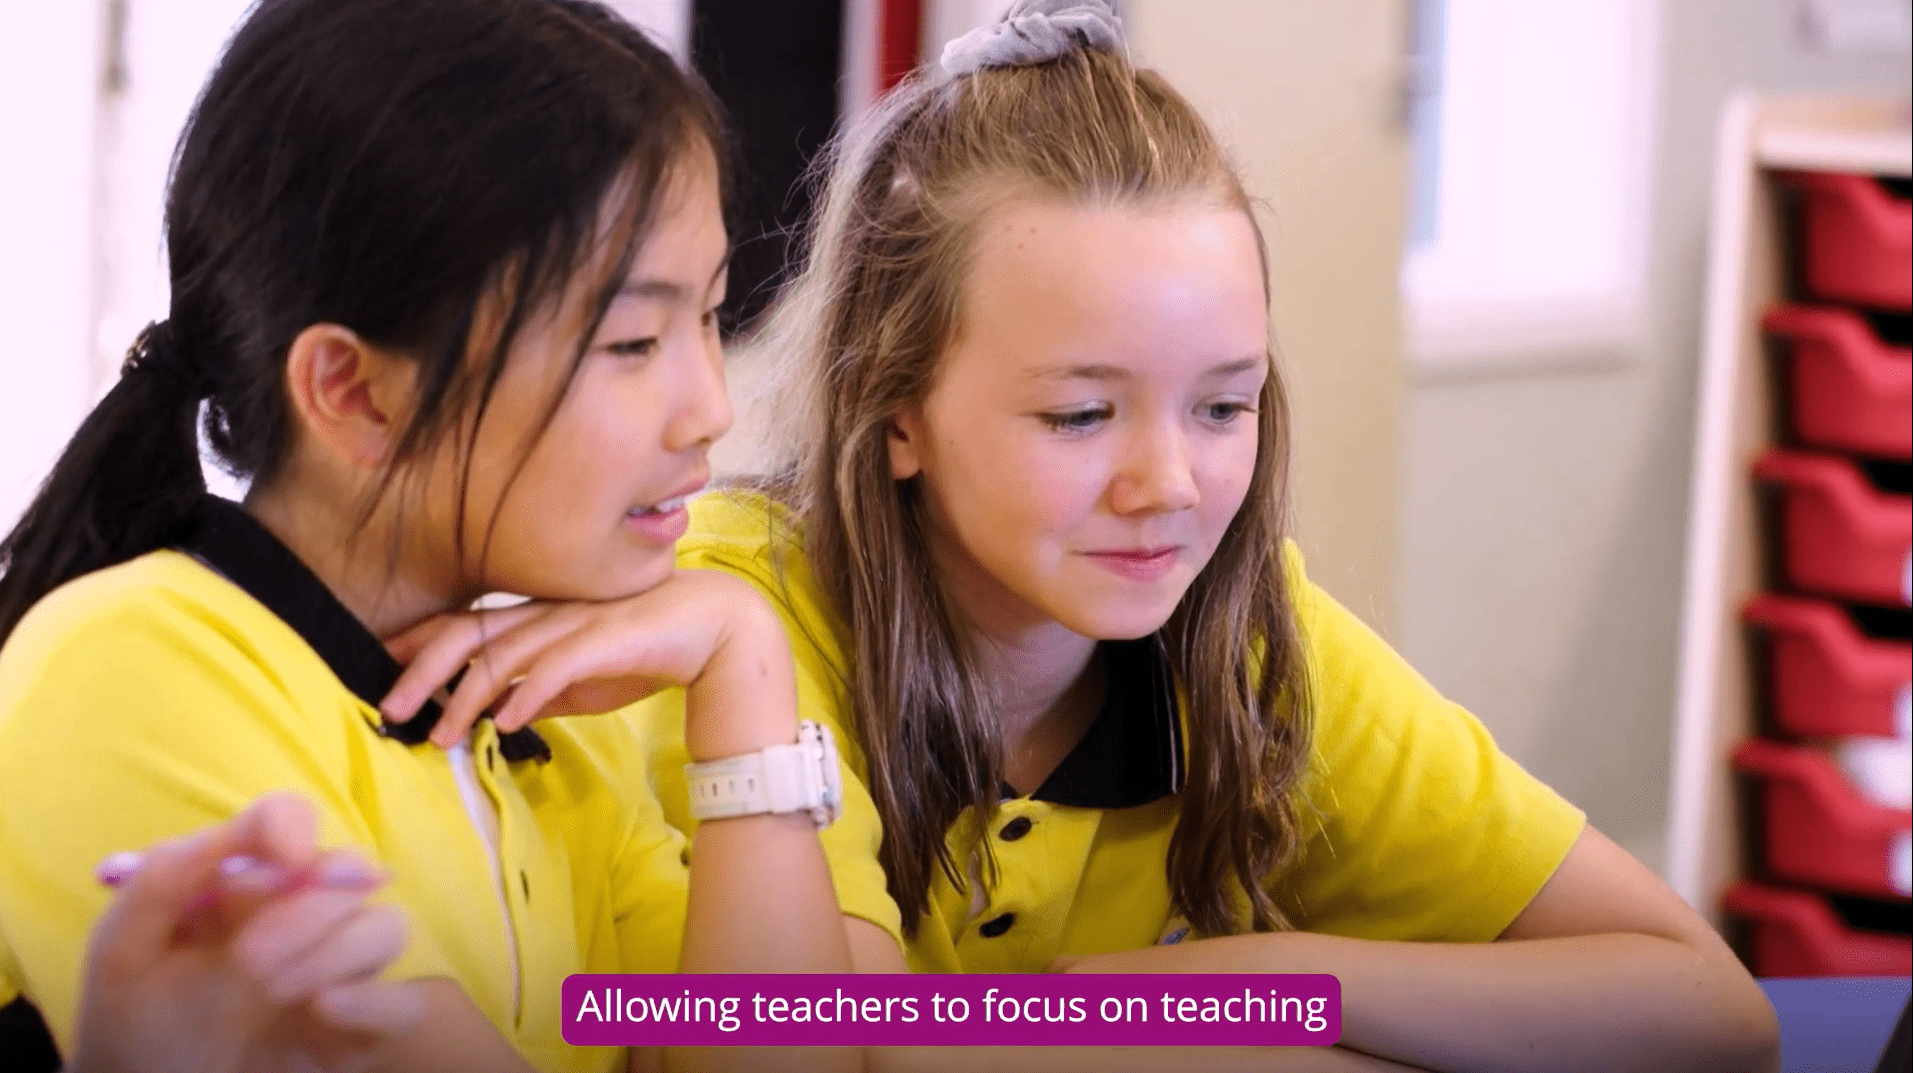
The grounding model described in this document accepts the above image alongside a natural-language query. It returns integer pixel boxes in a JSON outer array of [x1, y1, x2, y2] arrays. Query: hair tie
[[121, 320, 209, 399], [938, 0, 1125, 79]]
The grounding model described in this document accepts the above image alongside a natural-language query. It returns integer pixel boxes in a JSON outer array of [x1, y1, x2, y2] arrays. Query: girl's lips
[[1082, 547, 1180, 583], [624, 501, 690, 544]]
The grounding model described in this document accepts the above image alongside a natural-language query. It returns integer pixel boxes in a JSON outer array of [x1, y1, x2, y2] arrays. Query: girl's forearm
[[1061, 932, 1778, 1073], [679, 609, 850, 977], [672, 812, 859, 1073], [674, 614, 859, 1073], [681, 601, 805, 763]]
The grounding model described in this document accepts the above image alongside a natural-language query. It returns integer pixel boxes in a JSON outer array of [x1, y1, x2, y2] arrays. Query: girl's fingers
[[203, 819, 366, 940], [492, 634, 671, 731], [429, 609, 592, 747], [260, 902, 409, 1006], [95, 792, 318, 964], [312, 978, 428, 1037], [498, 674, 669, 730], [380, 613, 454, 667], [248, 791, 322, 875], [90, 826, 243, 969], [380, 603, 546, 722], [383, 601, 545, 664], [231, 889, 373, 998]]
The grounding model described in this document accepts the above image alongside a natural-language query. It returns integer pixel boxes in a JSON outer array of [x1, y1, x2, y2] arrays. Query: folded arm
[[1055, 827, 1779, 1073]]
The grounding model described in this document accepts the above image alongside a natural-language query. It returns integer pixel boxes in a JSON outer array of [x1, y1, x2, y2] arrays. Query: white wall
[[1126, 1, 1412, 631], [0, 5, 105, 535], [1394, 0, 1910, 874], [0, 0, 255, 532]]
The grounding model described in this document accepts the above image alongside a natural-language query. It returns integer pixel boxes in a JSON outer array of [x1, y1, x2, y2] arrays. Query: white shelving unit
[[1667, 93, 1911, 928]]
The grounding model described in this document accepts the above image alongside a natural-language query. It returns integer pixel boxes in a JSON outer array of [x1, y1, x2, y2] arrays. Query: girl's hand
[[380, 568, 796, 755], [68, 793, 423, 1073]]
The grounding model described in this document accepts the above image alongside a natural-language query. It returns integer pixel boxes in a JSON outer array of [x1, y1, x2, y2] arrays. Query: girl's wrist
[[683, 606, 800, 761], [683, 711, 800, 762]]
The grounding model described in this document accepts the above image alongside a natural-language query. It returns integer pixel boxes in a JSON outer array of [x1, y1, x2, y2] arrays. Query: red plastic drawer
[[1763, 305, 1912, 460], [1735, 739, 1912, 899], [1744, 594, 1912, 739], [1724, 881, 1912, 977], [1779, 172, 1912, 311], [1755, 451, 1912, 607]]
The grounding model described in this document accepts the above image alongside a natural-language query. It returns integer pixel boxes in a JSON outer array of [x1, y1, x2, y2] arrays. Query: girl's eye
[[1199, 400, 1256, 426], [700, 307, 721, 331], [1037, 405, 1111, 433], [604, 337, 660, 358]]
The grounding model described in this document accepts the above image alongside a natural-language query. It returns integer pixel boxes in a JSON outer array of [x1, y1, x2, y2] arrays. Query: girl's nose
[[1109, 420, 1200, 516], [664, 334, 733, 452]]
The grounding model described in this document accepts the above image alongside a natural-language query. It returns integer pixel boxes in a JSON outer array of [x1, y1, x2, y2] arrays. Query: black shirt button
[[979, 913, 1015, 938], [999, 816, 1033, 842]]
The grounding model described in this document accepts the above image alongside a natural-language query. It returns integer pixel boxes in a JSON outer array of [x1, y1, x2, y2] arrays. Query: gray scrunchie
[[938, 0, 1125, 79]]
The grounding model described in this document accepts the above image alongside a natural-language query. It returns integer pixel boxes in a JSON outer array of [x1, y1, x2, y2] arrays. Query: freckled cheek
[[1197, 452, 1258, 538], [1007, 455, 1105, 547]]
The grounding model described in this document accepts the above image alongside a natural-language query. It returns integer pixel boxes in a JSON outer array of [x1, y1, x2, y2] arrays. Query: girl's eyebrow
[[617, 249, 733, 301], [1026, 354, 1267, 381]]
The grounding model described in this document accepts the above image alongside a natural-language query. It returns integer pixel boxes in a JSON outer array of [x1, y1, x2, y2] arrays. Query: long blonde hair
[[745, 44, 1313, 939]]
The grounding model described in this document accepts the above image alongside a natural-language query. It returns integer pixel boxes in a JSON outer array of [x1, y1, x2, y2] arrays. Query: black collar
[[179, 495, 550, 763], [1009, 636, 1184, 809]]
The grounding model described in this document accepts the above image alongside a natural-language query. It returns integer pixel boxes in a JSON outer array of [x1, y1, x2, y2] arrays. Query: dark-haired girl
[[0, 1, 851, 1070]]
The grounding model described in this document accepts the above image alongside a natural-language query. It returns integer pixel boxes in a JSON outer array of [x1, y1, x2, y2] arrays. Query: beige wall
[[1393, 0, 1909, 873], [1127, 2, 1412, 632]]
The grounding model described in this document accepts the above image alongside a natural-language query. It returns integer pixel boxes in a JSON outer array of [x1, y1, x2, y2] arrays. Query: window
[[1401, 0, 1659, 374]]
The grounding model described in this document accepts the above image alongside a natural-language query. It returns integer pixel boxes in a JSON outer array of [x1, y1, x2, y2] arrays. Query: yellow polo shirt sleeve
[[0, 571, 454, 1051], [1279, 547, 1587, 942]]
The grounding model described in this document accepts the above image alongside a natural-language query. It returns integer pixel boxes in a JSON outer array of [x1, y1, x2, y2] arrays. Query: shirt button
[[979, 913, 1015, 938], [999, 816, 1033, 842]]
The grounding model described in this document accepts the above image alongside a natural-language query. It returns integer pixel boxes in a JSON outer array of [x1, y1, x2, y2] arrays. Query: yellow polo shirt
[[0, 497, 686, 1071], [630, 491, 1586, 973]]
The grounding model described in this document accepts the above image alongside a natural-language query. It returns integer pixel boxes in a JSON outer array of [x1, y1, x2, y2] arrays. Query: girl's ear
[[283, 323, 412, 470], [887, 408, 926, 480]]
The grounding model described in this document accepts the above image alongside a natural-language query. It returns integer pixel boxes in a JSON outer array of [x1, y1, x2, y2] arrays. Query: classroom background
[[0, 0, 1907, 978]]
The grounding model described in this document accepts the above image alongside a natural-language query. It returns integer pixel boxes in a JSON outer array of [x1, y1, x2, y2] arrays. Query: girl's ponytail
[[0, 321, 209, 645]]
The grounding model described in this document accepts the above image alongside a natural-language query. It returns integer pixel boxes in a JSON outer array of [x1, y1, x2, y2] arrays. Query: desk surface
[[1761, 976, 1910, 1073]]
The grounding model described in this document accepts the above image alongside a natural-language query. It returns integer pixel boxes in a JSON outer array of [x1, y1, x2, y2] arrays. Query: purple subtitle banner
[[561, 973, 1340, 1047]]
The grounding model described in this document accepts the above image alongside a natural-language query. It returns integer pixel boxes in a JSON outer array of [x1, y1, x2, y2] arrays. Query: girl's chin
[[504, 551, 678, 604], [1055, 603, 1181, 643], [1052, 584, 1191, 641]]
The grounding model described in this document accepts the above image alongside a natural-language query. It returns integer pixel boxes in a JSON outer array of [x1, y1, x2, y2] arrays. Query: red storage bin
[[1755, 450, 1912, 607], [1743, 594, 1912, 739], [1724, 881, 1912, 977], [1778, 172, 1912, 311], [1734, 739, 1912, 899], [1762, 305, 1912, 460]]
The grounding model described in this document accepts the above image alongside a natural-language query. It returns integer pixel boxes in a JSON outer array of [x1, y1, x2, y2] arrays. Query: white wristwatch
[[684, 720, 843, 829]]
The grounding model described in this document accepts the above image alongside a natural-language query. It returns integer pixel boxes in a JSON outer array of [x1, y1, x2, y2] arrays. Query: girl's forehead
[[952, 199, 1269, 374]]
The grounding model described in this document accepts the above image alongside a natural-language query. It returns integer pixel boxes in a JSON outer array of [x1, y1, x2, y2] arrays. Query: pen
[[96, 850, 387, 909]]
